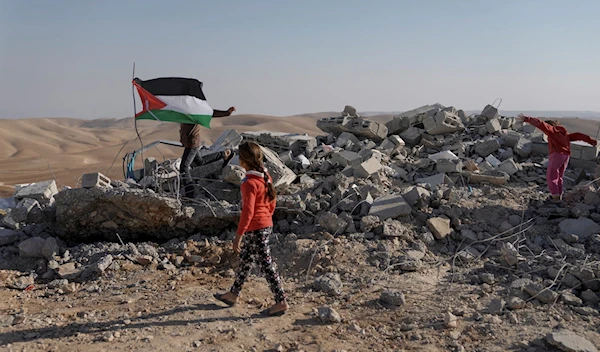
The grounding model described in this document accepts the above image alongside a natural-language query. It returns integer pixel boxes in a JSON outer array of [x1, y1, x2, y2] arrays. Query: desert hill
[[0, 113, 598, 197]]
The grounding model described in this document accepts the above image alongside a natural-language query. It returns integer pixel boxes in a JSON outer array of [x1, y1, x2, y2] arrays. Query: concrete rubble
[[1, 104, 600, 350]]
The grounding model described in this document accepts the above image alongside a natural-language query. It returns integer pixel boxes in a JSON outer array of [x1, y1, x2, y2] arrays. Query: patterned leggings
[[230, 227, 286, 303]]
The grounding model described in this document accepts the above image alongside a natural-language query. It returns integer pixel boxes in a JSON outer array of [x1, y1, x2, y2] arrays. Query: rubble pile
[[1, 104, 600, 350]]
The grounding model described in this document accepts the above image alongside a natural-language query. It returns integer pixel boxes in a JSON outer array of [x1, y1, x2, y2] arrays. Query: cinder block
[[486, 118, 502, 134], [498, 159, 520, 175], [436, 159, 463, 173], [400, 127, 424, 145], [480, 105, 499, 120], [331, 151, 363, 167], [475, 139, 501, 157], [369, 194, 412, 220], [14, 180, 58, 206], [353, 157, 383, 179], [82, 172, 112, 189]]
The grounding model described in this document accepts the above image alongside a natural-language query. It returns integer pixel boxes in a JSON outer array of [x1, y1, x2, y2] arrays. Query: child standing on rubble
[[517, 114, 597, 202], [214, 141, 289, 316]]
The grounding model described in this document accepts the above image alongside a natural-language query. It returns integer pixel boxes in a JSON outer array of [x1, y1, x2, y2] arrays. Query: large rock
[[314, 273, 343, 295], [426, 217, 452, 239], [401, 186, 431, 207], [369, 195, 412, 220], [18, 237, 46, 258], [546, 330, 598, 352], [558, 217, 600, 239], [475, 139, 501, 157], [0, 229, 20, 247], [54, 188, 239, 241]]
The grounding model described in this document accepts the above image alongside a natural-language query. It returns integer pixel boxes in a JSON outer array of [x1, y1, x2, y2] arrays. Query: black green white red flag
[[132, 77, 213, 128]]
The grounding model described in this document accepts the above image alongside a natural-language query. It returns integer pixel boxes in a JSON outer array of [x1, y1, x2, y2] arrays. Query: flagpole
[[132, 62, 145, 177]]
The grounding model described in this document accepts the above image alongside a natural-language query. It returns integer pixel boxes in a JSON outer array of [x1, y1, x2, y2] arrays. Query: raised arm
[[517, 114, 558, 135], [212, 106, 236, 118], [569, 132, 598, 146]]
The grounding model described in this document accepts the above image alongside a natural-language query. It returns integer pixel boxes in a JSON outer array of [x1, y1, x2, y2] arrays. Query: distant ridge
[[360, 110, 600, 119]]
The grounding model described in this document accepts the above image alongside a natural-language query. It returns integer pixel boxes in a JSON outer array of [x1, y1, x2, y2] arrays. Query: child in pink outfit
[[518, 114, 598, 202]]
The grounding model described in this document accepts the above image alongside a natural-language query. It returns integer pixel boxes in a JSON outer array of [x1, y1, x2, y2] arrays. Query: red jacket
[[523, 116, 597, 155], [236, 171, 276, 235]]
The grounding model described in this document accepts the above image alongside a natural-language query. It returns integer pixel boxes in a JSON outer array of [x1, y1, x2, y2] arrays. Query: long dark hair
[[238, 142, 277, 201]]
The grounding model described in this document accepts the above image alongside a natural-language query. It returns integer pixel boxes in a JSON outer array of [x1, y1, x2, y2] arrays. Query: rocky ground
[[1, 105, 600, 351]]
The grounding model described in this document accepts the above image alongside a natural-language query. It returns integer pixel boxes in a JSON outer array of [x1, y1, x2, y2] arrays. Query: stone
[[136, 255, 154, 266], [11, 198, 41, 223], [331, 151, 363, 168], [561, 292, 583, 306], [475, 139, 501, 157], [444, 311, 458, 329], [314, 273, 343, 295], [401, 186, 431, 207], [480, 104, 499, 120], [369, 195, 412, 220], [7, 275, 34, 290], [571, 142, 599, 161], [81, 172, 112, 189], [580, 290, 600, 305], [258, 146, 297, 188], [18, 237, 46, 258], [489, 298, 505, 315], [57, 263, 82, 280], [459, 229, 478, 242], [318, 212, 348, 234], [426, 217, 452, 240], [92, 255, 113, 274], [498, 159, 520, 175], [42, 237, 60, 260], [524, 283, 558, 304], [317, 307, 342, 324], [571, 306, 599, 316], [353, 157, 383, 179], [0, 228, 20, 246], [381, 219, 410, 238], [241, 131, 317, 156], [380, 290, 406, 307], [415, 173, 448, 186], [558, 217, 600, 239], [546, 330, 598, 352], [506, 296, 526, 310], [14, 180, 58, 206]]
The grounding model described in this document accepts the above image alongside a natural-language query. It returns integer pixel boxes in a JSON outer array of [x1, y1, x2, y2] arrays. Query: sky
[[1, 0, 600, 119]]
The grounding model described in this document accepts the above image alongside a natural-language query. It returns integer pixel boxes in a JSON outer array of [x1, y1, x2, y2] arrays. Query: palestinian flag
[[133, 77, 213, 128]]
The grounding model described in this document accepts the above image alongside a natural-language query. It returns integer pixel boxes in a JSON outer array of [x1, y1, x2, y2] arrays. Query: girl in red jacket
[[518, 114, 598, 202], [214, 141, 288, 316]]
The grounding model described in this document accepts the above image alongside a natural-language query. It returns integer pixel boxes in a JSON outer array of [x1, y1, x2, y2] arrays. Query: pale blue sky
[[1, 0, 599, 119]]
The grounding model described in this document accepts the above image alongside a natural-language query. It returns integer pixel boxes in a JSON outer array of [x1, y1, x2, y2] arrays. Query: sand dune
[[0, 113, 598, 197]]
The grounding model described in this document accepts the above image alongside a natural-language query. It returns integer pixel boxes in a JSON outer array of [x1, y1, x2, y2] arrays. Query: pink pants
[[547, 152, 570, 195]]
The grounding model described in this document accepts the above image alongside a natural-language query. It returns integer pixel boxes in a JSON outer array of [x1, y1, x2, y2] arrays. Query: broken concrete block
[[546, 330, 598, 352], [475, 139, 501, 157], [259, 146, 297, 189], [480, 104, 499, 120], [342, 105, 358, 116], [401, 186, 431, 206], [369, 194, 412, 220], [348, 118, 388, 142], [11, 198, 41, 223], [428, 150, 459, 161], [82, 172, 112, 189], [486, 118, 502, 134], [435, 159, 463, 173], [317, 116, 352, 135], [400, 127, 423, 146], [485, 154, 502, 168], [499, 116, 514, 129], [423, 111, 465, 135], [331, 151, 363, 168], [571, 142, 599, 161], [241, 131, 317, 156], [427, 217, 452, 239], [531, 142, 549, 156], [503, 131, 523, 148], [14, 180, 58, 206], [514, 138, 533, 158], [222, 164, 246, 186], [353, 157, 383, 179], [335, 132, 360, 149], [498, 159, 520, 175]]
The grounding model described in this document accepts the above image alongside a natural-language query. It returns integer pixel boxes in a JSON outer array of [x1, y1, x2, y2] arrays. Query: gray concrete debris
[[435, 159, 463, 173], [415, 173, 448, 187], [353, 157, 383, 179], [423, 110, 465, 135], [498, 158, 520, 175], [81, 172, 112, 189], [401, 186, 431, 207], [241, 131, 317, 156], [475, 139, 501, 157], [14, 180, 58, 206], [11, 198, 41, 223], [258, 146, 298, 188], [0, 228, 21, 246], [221, 164, 246, 186], [480, 104, 499, 120], [571, 142, 599, 161], [399, 127, 424, 146], [369, 194, 412, 220], [524, 283, 558, 304], [546, 330, 598, 352], [318, 212, 348, 234], [331, 150, 363, 168]]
